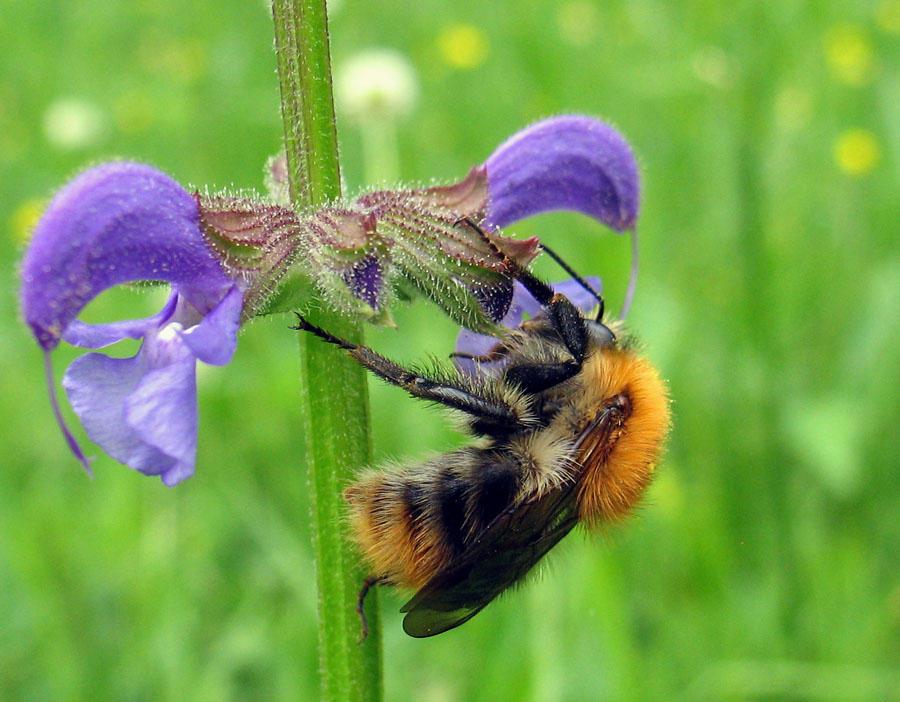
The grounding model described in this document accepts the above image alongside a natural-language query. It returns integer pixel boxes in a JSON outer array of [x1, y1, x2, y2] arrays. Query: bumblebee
[[294, 230, 670, 638]]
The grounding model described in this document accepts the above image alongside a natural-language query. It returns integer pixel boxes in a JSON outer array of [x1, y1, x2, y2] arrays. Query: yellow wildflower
[[834, 129, 881, 176], [437, 24, 489, 70]]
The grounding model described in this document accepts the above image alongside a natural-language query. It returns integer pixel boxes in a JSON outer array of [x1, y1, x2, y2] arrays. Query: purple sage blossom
[[20, 162, 243, 485], [482, 115, 640, 320]]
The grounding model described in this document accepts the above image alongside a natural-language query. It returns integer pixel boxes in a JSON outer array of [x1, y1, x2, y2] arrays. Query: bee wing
[[400, 482, 579, 637], [400, 407, 616, 638]]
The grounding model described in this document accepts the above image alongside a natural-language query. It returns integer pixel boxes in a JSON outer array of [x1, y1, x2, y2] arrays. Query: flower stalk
[[271, 0, 382, 699]]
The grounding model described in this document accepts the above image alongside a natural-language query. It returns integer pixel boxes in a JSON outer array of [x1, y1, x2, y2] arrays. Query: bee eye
[[586, 320, 615, 347]]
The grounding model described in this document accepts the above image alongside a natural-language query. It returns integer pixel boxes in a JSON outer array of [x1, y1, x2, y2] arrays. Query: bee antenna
[[454, 216, 554, 307], [536, 242, 605, 320], [455, 217, 609, 322]]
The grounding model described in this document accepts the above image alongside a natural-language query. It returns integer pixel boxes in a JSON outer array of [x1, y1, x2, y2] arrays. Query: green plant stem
[[271, 1, 382, 700]]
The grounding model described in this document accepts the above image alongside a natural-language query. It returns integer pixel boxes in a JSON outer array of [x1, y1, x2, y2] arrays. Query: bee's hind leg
[[356, 575, 384, 644]]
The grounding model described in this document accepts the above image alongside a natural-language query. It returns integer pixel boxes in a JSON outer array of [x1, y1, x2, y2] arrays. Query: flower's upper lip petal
[[20, 162, 232, 351], [176, 286, 243, 366], [62, 293, 179, 349], [483, 115, 640, 232]]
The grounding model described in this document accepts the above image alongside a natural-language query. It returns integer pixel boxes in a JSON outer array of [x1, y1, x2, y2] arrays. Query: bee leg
[[291, 315, 358, 351], [450, 351, 501, 363], [293, 314, 526, 428], [356, 575, 384, 644], [505, 359, 581, 394], [546, 294, 589, 364], [449, 347, 509, 363], [506, 270, 589, 367]]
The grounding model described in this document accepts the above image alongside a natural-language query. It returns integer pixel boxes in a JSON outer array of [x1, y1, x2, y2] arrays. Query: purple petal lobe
[[124, 361, 199, 486], [63, 353, 177, 478], [62, 346, 199, 486], [21, 162, 230, 351], [342, 255, 383, 309], [484, 116, 640, 232], [58, 283, 241, 485], [63, 294, 179, 349], [176, 286, 243, 366]]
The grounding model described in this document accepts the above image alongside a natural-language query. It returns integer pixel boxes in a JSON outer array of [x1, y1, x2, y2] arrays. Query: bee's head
[[585, 318, 616, 348], [520, 302, 616, 349]]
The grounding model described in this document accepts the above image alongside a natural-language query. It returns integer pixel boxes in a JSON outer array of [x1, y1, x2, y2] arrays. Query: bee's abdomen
[[434, 467, 468, 554], [345, 469, 443, 588], [464, 455, 520, 536], [344, 448, 523, 589]]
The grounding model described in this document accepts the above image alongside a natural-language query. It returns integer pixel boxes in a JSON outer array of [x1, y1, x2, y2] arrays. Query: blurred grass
[[2, 0, 899, 700]]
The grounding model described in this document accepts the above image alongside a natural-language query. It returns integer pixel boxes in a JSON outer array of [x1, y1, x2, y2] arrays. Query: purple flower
[[20, 162, 242, 485], [320, 115, 639, 325]]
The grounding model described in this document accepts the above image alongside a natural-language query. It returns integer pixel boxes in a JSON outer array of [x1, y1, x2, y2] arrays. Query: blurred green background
[[2, 0, 899, 699]]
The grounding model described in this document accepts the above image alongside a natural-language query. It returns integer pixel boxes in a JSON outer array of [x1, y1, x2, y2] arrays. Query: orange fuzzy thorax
[[575, 347, 670, 526]]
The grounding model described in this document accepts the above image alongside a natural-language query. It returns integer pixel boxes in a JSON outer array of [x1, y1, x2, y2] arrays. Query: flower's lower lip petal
[[63, 294, 179, 349], [455, 284, 531, 362], [62, 352, 176, 478], [453, 327, 509, 378], [177, 286, 243, 366], [502, 281, 537, 322], [124, 359, 198, 486], [483, 115, 640, 232]]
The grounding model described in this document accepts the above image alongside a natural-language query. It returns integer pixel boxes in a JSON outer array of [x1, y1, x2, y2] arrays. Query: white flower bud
[[336, 49, 419, 122], [43, 97, 106, 150]]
